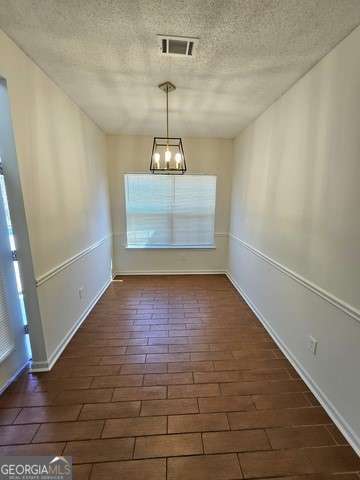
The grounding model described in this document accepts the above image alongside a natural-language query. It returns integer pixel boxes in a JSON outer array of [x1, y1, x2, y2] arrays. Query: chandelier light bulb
[[165, 148, 171, 165], [153, 152, 160, 168], [175, 152, 182, 168]]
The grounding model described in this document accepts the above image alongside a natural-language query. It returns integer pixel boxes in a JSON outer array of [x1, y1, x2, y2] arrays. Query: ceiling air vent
[[158, 35, 198, 57]]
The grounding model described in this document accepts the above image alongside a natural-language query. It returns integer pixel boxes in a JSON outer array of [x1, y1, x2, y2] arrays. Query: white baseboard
[[0, 361, 29, 395], [30, 277, 112, 372], [226, 271, 360, 456], [113, 270, 226, 276]]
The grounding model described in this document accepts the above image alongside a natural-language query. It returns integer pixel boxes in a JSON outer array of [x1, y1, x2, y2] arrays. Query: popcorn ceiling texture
[[0, 0, 360, 138]]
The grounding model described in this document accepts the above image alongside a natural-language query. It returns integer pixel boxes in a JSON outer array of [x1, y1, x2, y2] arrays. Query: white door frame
[[0, 76, 47, 376]]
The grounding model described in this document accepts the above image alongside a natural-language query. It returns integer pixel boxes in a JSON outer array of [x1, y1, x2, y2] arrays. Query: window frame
[[124, 173, 217, 250]]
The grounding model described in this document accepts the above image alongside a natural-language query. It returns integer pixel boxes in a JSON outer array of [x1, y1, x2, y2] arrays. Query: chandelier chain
[[166, 85, 169, 140]]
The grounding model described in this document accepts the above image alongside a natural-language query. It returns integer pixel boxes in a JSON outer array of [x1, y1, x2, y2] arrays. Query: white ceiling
[[1, 1, 360, 138]]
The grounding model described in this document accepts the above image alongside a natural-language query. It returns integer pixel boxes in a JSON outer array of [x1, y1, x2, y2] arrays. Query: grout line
[[30, 423, 41, 443], [77, 404, 85, 421], [236, 451, 244, 478], [11, 407, 23, 424], [263, 427, 273, 450], [325, 423, 341, 445], [131, 435, 136, 460], [88, 463, 95, 479], [61, 442, 67, 456]]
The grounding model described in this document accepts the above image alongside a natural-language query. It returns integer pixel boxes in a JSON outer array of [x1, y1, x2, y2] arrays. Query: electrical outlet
[[308, 335, 318, 355], [78, 286, 86, 299]]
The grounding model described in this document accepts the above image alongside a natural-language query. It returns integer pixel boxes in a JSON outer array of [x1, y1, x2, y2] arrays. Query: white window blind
[[125, 174, 216, 248], [0, 265, 14, 363], [0, 170, 14, 363]]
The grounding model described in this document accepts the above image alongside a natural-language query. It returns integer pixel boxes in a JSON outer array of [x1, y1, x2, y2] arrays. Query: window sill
[[126, 245, 216, 250]]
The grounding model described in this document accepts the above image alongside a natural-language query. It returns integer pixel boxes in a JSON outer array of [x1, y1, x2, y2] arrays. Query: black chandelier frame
[[149, 81, 187, 175]]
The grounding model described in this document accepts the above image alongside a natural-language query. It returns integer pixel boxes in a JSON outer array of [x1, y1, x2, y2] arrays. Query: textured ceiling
[[1, 1, 360, 138]]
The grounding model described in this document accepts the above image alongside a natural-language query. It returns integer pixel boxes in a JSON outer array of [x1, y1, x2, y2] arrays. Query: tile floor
[[0, 274, 359, 479]]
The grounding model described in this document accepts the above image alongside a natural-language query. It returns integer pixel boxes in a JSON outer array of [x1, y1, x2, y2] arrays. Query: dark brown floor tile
[[214, 359, 289, 371], [221, 379, 306, 396], [267, 426, 335, 449], [0, 442, 65, 456], [64, 346, 127, 357], [241, 368, 293, 381], [121, 363, 167, 374], [64, 438, 134, 464], [53, 365, 120, 378], [253, 393, 310, 410], [231, 350, 276, 360], [190, 352, 234, 362], [136, 332, 168, 339], [203, 429, 270, 454], [112, 386, 166, 401], [52, 358, 103, 370], [167, 453, 242, 480], [134, 433, 203, 459], [304, 392, 321, 406], [194, 371, 242, 383], [54, 389, 113, 405], [102, 416, 167, 438], [168, 413, 229, 433], [72, 464, 92, 480], [287, 407, 332, 426], [141, 398, 198, 416], [148, 337, 188, 345], [33, 420, 104, 442], [303, 446, 360, 473], [168, 383, 220, 398], [169, 344, 210, 353], [199, 396, 254, 413], [168, 361, 214, 373], [34, 377, 93, 392], [146, 353, 190, 363], [0, 408, 20, 425], [0, 392, 58, 408], [126, 345, 168, 354], [228, 407, 331, 430], [80, 401, 140, 420], [90, 458, 166, 480], [143, 373, 193, 386], [91, 375, 143, 388], [15, 405, 82, 424], [100, 355, 146, 365], [326, 425, 349, 445], [4, 376, 37, 394], [0, 424, 39, 445], [209, 342, 252, 352], [239, 449, 314, 478]]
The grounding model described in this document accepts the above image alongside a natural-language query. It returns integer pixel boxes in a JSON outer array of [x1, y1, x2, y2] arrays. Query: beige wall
[[107, 135, 232, 273], [0, 30, 112, 368], [228, 25, 360, 452]]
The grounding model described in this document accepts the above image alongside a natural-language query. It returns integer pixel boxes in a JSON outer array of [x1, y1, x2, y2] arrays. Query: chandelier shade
[[150, 82, 187, 174]]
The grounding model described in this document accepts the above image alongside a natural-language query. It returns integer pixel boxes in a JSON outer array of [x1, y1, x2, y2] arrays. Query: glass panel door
[[0, 160, 29, 393]]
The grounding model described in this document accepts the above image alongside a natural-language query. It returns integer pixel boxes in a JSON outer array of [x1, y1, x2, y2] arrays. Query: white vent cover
[[158, 35, 198, 57]]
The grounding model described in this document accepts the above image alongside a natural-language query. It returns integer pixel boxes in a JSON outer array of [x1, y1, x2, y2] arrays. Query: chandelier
[[150, 81, 186, 174]]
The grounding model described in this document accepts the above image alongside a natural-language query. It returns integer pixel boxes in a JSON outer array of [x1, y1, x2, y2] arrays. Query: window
[[0, 162, 14, 362], [125, 174, 216, 248], [0, 159, 30, 363]]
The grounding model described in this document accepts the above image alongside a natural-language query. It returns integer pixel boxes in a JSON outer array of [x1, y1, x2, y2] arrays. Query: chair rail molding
[[228, 232, 360, 325], [35, 234, 112, 287]]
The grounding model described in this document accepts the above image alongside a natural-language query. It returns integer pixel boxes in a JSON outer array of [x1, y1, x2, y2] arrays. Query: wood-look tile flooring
[[0, 275, 359, 479]]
